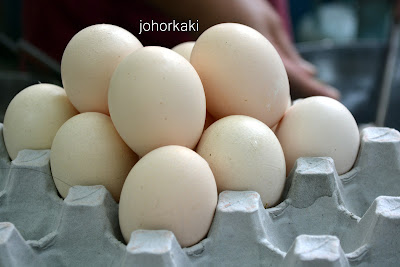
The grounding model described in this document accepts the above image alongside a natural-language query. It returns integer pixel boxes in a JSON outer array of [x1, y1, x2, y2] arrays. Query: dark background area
[[0, 0, 398, 129]]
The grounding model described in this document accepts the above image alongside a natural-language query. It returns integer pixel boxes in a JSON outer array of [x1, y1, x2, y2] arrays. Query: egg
[[108, 46, 206, 157], [50, 112, 138, 202], [119, 145, 217, 247], [275, 96, 360, 175], [292, 98, 304, 105], [61, 24, 143, 114], [271, 96, 292, 133], [190, 23, 290, 127], [171, 41, 195, 61], [287, 96, 293, 108], [3, 83, 78, 160], [196, 115, 286, 207]]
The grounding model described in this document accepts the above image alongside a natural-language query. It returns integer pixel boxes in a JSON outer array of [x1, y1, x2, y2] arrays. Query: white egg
[[3, 83, 78, 160], [119, 145, 217, 247], [196, 115, 286, 207], [171, 41, 195, 61], [271, 95, 292, 133], [108, 46, 206, 157], [191, 23, 290, 127], [292, 98, 304, 105], [275, 96, 360, 175], [61, 24, 143, 114], [50, 112, 139, 202]]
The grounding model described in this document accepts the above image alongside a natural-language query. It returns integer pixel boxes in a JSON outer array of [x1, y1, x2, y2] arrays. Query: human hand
[[257, 2, 341, 100], [146, 0, 341, 100], [281, 51, 341, 100], [395, 0, 400, 22]]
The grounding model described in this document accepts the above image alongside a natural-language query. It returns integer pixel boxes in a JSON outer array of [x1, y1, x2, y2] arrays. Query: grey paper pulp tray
[[0, 123, 400, 267]]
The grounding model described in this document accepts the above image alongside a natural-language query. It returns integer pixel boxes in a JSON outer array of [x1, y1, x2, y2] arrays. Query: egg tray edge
[[0, 123, 400, 266]]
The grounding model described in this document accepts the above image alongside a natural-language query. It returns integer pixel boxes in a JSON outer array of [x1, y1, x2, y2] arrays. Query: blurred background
[[291, 0, 391, 43], [0, 0, 399, 129]]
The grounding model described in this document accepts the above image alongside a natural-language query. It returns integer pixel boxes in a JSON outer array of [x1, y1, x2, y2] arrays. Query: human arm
[[144, 0, 340, 100]]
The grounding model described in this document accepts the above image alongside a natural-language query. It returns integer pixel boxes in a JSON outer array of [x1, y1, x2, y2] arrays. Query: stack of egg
[[2, 23, 360, 248]]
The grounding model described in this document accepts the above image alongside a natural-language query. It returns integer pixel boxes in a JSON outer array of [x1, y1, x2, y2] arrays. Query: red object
[[22, 0, 292, 63]]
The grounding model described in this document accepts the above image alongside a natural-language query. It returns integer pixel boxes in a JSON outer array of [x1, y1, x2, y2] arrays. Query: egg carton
[[0, 123, 400, 267]]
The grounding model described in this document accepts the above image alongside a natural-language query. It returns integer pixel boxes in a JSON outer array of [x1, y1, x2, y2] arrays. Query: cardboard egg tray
[[0, 122, 400, 267]]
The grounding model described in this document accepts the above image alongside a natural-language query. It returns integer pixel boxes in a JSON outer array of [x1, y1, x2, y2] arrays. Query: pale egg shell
[[119, 145, 217, 247], [61, 24, 143, 114], [3, 83, 78, 160], [287, 96, 293, 108], [108, 46, 206, 157], [50, 112, 139, 202], [271, 95, 292, 133], [275, 96, 360, 175], [190, 23, 290, 127], [292, 98, 304, 106], [171, 41, 195, 61], [196, 115, 286, 207]]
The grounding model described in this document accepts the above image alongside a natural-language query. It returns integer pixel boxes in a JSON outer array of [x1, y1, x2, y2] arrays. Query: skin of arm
[[144, 0, 340, 100]]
